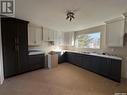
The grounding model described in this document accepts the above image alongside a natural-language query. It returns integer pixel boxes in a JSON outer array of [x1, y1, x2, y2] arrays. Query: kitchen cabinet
[[28, 24, 42, 46], [105, 17, 125, 47], [67, 52, 82, 66], [125, 17, 127, 33], [64, 32, 74, 46], [65, 52, 121, 82], [124, 13, 127, 33], [1, 17, 29, 77], [67, 52, 76, 65], [81, 55, 91, 70], [97, 57, 111, 76], [43, 27, 64, 45], [29, 54, 45, 71], [54, 31, 64, 45], [56, 52, 65, 64], [109, 59, 121, 81], [43, 27, 55, 41]]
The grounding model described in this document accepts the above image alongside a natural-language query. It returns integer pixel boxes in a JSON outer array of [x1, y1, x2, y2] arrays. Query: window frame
[[75, 32, 102, 49]]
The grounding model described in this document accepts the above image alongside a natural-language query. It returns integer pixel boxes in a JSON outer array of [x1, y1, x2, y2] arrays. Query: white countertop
[[29, 52, 44, 55], [63, 50, 122, 60], [83, 53, 122, 60]]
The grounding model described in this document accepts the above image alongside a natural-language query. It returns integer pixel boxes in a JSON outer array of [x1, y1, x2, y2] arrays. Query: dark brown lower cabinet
[[29, 54, 45, 71], [65, 52, 122, 82], [56, 52, 66, 64]]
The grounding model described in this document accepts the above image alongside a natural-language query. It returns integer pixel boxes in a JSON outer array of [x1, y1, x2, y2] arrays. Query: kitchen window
[[75, 32, 101, 49]]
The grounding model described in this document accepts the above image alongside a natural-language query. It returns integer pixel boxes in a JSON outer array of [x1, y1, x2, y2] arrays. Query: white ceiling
[[15, 0, 127, 32]]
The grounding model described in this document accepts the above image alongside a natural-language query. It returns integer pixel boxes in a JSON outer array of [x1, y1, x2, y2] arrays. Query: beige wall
[[65, 25, 127, 79]]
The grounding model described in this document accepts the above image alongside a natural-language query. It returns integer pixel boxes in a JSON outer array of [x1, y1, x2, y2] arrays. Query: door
[[16, 20, 29, 73], [1, 18, 19, 77]]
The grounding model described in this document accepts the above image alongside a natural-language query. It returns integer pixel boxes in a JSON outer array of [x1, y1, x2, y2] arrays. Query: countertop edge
[[63, 50, 122, 60]]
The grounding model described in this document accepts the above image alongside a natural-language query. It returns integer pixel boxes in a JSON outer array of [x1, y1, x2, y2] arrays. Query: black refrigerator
[[1, 17, 29, 78]]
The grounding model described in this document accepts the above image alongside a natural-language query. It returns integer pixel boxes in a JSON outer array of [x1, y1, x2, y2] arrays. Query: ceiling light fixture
[[66, 11, 75, 21]]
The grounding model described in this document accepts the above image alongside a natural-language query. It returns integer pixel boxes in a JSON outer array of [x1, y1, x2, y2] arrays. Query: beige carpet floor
[[0, 63, 127, 95]]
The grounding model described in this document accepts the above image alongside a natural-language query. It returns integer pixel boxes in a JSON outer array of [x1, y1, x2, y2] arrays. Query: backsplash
[[29, 41, 64, 54]]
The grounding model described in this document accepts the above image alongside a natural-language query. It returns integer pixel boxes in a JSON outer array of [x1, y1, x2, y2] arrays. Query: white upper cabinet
[[43, 27, 55, 41], [35, 28, 43, 45], [124, 12, 127, 33], [43, 28, 49, 41], [125, 17, 127, 33], [64, 32, 74, 46], [54, 31, 64, 45], [105, 17, 125, 47], [28, 24, 42, 46]]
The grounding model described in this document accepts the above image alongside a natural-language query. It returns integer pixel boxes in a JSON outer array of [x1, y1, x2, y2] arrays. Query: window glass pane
[[75, 32, 101, 49]]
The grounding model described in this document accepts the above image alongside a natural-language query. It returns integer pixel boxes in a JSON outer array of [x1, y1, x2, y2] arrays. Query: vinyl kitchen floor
[[0, 63, 127, 95]]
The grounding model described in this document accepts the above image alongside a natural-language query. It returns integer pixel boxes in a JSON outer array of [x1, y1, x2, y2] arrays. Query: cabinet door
[[54, 31, 58, 45], [16, 20, 29, 73], [64, 32, 74, 46], [82, 55, 93, 70], [48, 30, 51, 41], [28, 25, 42, 46], [73, 54, 82, 67], [43, 28, 49, 41], [67, 52, 82, 66], [59, 32, 64, 45], [28, 26, 36, 45], [125, 16, 127, 33], [1, 18, 19, 77], [35, 28, 42, 45], [54, 32, 64, 45], [49, 31, 54, 41], [29, 54, 45, 71], [106, 17, 124, 47], [56, 52, 65, 63], [109, 59, 121, 82], [67, 52, 74, 64], [88, 56, 100, 73], [98, 57, 111, 76]]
